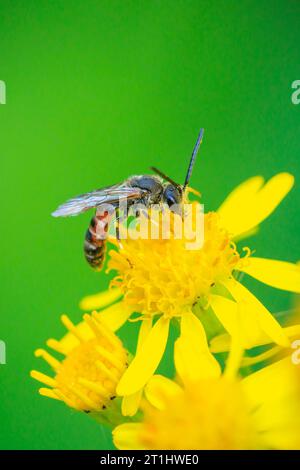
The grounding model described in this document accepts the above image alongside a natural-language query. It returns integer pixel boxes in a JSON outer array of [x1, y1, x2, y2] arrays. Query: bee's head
[[162, 183, 183, 209]]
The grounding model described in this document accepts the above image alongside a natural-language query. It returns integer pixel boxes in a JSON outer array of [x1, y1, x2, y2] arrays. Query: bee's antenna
[[150, 166, 181, 188], [183, 128, 204, 190]]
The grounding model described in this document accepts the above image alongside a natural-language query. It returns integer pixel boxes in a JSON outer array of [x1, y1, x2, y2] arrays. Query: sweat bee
[[52, 128, 204, 270]]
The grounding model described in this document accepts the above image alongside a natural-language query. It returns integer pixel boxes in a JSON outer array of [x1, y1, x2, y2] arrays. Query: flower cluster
[[31, 171, 300, 449]]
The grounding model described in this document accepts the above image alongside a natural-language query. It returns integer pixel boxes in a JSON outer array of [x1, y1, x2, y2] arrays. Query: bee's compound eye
[[163, 184, 182, 207]]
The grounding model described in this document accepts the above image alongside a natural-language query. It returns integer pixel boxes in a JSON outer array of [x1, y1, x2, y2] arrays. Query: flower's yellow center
[[108, 210, 241, 318], [32, 313, 128, 412], [55, 336, 126, 411], [140, 379, 254, 450]]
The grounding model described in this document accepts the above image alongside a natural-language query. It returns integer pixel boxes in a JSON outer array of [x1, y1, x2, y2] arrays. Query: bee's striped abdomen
[[84, 211, 111, 271]]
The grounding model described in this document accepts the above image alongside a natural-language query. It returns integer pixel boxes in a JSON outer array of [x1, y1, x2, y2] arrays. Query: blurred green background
[[0, 0, 300, 450]]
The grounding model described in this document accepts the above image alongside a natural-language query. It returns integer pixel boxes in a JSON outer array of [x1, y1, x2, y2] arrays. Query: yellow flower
[[30, 311, 128, 414], [113, 338, 300, 450], [109, 211, 240, 317], [82, 173, 300, 414]]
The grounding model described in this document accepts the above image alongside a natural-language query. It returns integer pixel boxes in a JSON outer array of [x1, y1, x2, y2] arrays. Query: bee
[[52, 128, 204, 270]]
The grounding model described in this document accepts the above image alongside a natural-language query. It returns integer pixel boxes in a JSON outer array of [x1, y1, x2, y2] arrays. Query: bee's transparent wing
[[52, 184, 145, 217]]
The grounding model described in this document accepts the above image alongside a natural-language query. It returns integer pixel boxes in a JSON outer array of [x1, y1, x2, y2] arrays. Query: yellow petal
[[121, 391, 142, 417], [232, 225, 259, 243], [218, 175, 264, 218], [113, 423, 145, 450], [136, 317, 153, 348], [210, 295, 239, 336], [224, 330, 244, 379], [79, 288, 122, 311], [175, 312, 221, 383], [255, 173, 294, 218], [211, 294, 263, 348], [121, 318, 153, 416], [217, 173, 294, 239], [285, 324, 300, 339], [95, 301, 133, 332], [220, 302, 245, 378], [242, 358, 300, 449], [210, 296, 244, 376], [117, 317, 170, 396], [217, 176, 264, 235], [224, 279, 289, 347], [145, 375, 182, 410], [210, 324, 300, 353], [238, 257, 300, 293], [210, 333, 231, 353]]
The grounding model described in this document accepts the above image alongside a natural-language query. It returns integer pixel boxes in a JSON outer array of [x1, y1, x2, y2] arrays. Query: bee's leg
[[115, 207, 122, 240]]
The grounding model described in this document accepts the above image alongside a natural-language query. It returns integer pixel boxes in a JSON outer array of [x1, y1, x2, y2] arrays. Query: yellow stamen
[[53, 388, 77, 408], [67, 384, 100, 411], [61, 314, 84, 342], [30, 370, 57, 388], [34, 349, 60, 370], [78, 378, 109, 399], [96, 360, 119, 384], [39, 388, 61, 401], [96, 345, 124, 372], [46, 338, 66, 355], [91, 312, 122, 349]]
